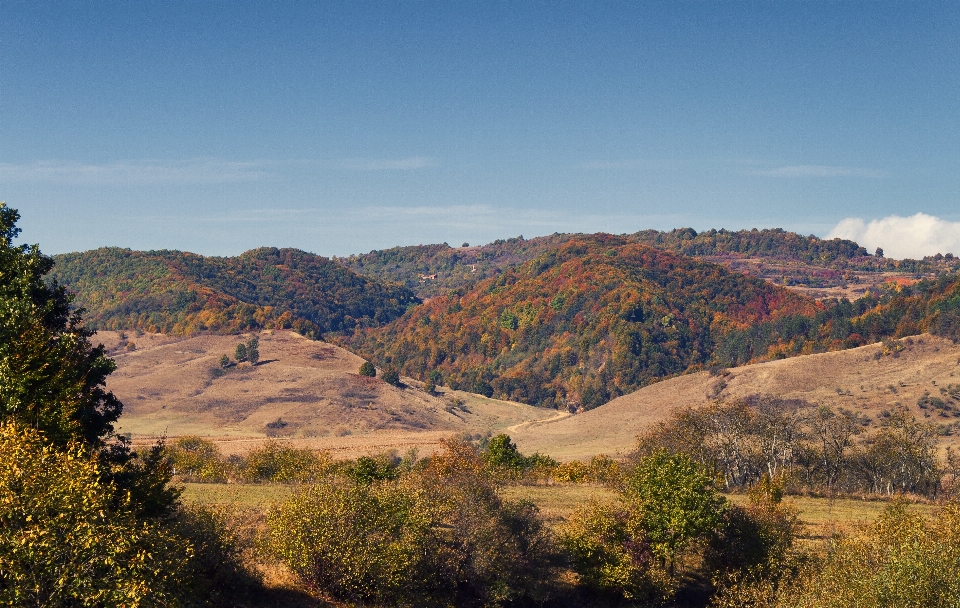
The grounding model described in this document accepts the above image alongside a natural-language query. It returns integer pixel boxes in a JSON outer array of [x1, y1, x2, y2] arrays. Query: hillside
[[340, 227, 960, 299], [97, 329, 554, 456], [511, 334, 960, 460], [345, 236, 821, 410], [50, 247, 418, 337]]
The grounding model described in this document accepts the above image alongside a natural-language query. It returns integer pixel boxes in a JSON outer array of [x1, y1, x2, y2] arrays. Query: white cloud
[[827, 212, 960, 259], [751, 165, 882, 178], [337, 157, 437, 171], [0, 159, 268, 185]]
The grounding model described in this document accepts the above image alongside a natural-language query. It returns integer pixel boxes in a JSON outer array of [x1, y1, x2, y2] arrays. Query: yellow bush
[[0, 423, 189, 607], [768, 501, 960, 607]]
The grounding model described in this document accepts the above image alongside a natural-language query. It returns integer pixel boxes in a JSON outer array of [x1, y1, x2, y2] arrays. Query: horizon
[[3, 2, 960, 259]]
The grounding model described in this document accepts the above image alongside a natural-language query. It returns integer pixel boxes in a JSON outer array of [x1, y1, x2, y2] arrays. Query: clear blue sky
[[3, 1, 959, 257]]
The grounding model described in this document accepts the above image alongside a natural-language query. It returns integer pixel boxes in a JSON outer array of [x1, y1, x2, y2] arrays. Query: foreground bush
[[0, 423, 188, 607], [266, 478, 434, 604], [166, 436, 229, 482], [562, 450, 726, 603], [774, 501, 960, 607], [242, 440, 329, 483], [266, 439, 552, 606]]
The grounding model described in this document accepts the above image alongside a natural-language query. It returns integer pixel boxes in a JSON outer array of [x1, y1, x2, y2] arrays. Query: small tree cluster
[[635, 398, 943, 497], [234, 336, 260, 365]]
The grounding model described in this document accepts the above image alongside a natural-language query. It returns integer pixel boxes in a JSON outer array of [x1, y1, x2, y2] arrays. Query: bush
[[562, 450, 726, 602], [358, 360, 376, 377], [242, 441, 329, 483], [268, 439, 552, 606], [171, 503, 263, 605], [561, 500, 673, 602], [0, 423, 188, 606], [166, 436, 229, 482], [381, 366, 402, 386], [772, 501, 960, 607], [266, 478, 436, 605]]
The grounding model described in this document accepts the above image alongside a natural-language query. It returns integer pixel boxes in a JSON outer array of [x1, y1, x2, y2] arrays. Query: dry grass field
[[98, 329, 960, 463], [98, 330, 555, 457], [512, 334, 960, 460]]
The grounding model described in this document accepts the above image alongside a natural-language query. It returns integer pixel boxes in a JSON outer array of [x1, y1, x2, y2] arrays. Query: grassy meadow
[[183, 480, 939, 538]]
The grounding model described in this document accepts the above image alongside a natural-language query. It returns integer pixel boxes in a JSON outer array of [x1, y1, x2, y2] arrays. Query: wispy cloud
[[337, 157, 437, 171], [0, 159, 269, 185], [750, 165, 883, 178], [827, 212, 960, 259]]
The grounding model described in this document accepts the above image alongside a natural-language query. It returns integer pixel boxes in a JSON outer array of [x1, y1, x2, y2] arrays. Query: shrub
[[242, 441, 328, 483], [706, 476, 800, 577], [381, 366, 402, 386], [171, 503, 262, 606], [561, 500, 673, 602], [266, 478, 435, 605], [624, 450, 727, 573], [0, 423, 188, 606], [268, 439, 552, 606], [358, 360, 376, 377], [166, 435, 229, 482], [772, 501, 960, 607], [562, 450, 726, 602], [347, 453, 401, 484]]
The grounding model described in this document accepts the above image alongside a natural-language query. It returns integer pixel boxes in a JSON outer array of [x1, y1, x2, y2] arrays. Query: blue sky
[[3, 1, 959, 257]]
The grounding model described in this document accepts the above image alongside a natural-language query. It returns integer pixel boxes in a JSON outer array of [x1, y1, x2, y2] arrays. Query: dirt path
[[506, 410, 570, 434]]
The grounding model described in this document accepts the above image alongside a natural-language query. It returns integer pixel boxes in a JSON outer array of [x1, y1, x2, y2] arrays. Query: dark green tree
[[381, 366, 401, 387], [359, 361, 376, 377], [246, 336, 259, 365], [219, 354, 231, 369], [0, 203, 123, 449], [234, 342, 248, 363]]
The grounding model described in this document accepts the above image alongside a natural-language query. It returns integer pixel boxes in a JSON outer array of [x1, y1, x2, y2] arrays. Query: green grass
[[180, 482, 293, 508]]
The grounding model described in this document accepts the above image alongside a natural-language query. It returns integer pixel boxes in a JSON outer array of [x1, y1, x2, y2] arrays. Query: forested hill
[[343, 236, 822, 410], [340, 228, 960, 298], [49, 247, 418, 337]]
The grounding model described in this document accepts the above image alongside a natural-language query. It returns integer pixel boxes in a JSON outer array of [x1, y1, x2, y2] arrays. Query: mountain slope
[[50, 247, 418, 337], [510, 334, 960, 460], [345, 236, 821, 409]]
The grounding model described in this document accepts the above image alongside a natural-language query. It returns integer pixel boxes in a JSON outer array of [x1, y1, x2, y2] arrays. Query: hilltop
[[50, 247, 418, 337], [511, 334, 960, 460], [341, 227, 960, 299]]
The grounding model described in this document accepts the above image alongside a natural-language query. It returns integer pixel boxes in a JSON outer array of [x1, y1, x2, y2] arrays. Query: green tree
[[246, 336, 259, 365], [381, 366, 401, 386], [624, 450, 726, 573], [234, 342, 248, 362], [484, 434, 527, 475], [0, 203, 122, 449], [218, 354, 231, 369], [359, 361, 376, 377]]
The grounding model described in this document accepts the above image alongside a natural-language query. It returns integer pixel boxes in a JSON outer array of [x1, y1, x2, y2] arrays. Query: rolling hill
[[50, 247, 418, 337], [345, 236, 822, 409], [511, 334, 960, 460], [96, 329, 554, 457]]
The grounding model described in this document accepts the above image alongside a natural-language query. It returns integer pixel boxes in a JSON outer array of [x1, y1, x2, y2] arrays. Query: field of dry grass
[[512, 334, 960, 460], [98, 330, 555, 456], [100, 329, 960, 463]]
